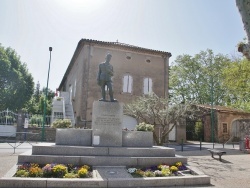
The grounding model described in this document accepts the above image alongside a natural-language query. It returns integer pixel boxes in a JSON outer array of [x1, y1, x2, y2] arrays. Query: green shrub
[[135, 122, 154, 132], [29, 115, 43, 126], [52, 119, 72, 128], [15, 170, 29, 177], [194, 120, 204, 140], [63, 172, 78, 178]]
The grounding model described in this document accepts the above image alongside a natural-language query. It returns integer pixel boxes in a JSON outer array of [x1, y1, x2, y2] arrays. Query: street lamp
[[211, 77, 214, 148], [210, 60, 214, 149], [42, 47, 52, 141]]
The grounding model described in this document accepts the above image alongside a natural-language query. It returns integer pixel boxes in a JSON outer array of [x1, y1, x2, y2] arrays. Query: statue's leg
[[107, 82, 114, 101], [101, 83, 106, 100]]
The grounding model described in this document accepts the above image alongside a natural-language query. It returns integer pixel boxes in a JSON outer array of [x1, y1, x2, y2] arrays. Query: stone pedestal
[[92, 101, 123, 147], [56, 129, 92, 146], [122, 131, 153, 147]]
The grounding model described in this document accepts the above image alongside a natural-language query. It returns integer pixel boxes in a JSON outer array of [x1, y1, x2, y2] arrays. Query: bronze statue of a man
[[97, 53, 116, 102]]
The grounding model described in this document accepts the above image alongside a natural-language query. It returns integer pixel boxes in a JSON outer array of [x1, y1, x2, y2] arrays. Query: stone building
[[57, 39, 186, 142], [198, 105, 250, 143]]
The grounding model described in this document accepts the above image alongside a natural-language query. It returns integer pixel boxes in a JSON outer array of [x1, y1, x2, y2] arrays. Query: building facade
[[198, 105, 250, 143], [58, 39, 171, 128]]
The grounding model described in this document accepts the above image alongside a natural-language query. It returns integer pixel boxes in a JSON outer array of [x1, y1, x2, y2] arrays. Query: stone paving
[[173, 142, 250, 188], [0, 142, 250, 187]]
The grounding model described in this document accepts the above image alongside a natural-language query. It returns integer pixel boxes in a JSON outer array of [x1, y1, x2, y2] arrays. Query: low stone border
[[0, 165, 210, 188]]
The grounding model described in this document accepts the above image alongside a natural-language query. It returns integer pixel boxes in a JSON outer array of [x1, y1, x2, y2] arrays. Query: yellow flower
[[78, 167, 88, 178], [170, 166, 178, 172]]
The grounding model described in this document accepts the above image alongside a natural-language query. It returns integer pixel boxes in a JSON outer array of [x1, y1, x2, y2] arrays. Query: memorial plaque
[[92, 101, 123, 146]]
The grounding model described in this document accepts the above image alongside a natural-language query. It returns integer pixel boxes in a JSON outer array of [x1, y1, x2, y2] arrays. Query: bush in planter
[[52, 164, 68, 178], [15, 170, 29, 177], [52, 119, 72, 128], [135, 122, 154, 132], [29, 115, 43, 126]]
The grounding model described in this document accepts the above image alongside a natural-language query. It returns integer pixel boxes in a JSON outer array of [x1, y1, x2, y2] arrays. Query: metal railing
[[0, 109, 18, 125]]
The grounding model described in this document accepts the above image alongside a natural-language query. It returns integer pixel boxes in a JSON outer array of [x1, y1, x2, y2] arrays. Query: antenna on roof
[[116, 39, 118, 43]]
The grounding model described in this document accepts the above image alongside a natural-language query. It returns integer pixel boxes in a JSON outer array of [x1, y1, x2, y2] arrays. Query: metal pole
[[42, 47, 52, 141], [210, 60, 214, 149]]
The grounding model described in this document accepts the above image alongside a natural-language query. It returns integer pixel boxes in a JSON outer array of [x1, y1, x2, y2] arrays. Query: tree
[[34, 81, 41, 103], [24, 87, 55, 115], [0, 44, 34, 111], [124, 93, 198, 145], [236, 0, 250, 59], [222, 58, 250, 111], [169, 49, 231, 105]]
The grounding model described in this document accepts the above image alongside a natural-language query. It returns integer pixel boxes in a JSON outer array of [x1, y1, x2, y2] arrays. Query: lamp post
[[211, 77, 214, 148], [42, 47, 52, 141], [210, 60, 214, 149]]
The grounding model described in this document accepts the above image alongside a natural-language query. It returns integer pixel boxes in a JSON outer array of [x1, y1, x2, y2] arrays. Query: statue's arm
[[108, 65, 114, 76]]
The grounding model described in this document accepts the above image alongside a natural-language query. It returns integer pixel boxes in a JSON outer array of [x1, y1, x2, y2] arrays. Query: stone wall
[[203, 111, 250, 143], [16, 126, 56, 142], [60, 42, 170, 125]]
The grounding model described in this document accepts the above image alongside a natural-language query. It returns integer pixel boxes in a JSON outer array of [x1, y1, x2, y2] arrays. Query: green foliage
[[29, 115, 43, 126], [0, 44, 34, 111], [194, 120, 204, 140], [15, 163, 92, 178], [169, 49, 231, 105], [52, 119, 72, 128], [135, 122, 154, 132], [128, 162, 187, 178], [63, 172, 78, 178], [222, 58, 250, 111], [24, 87, 54, 115], [15, 170, 29, 177]]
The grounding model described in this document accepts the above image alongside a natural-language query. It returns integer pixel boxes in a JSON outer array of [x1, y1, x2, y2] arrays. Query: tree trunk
[[153, 131, 160, 145], [236, 0, 250, 59]]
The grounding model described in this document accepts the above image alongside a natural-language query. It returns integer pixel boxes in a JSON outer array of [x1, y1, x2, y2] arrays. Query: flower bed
[[127, 162, 190, 178], [14, 163, 92, 178]]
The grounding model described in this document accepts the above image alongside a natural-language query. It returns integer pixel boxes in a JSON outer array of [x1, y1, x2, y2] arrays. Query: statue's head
[[105, 53, 112, 62]]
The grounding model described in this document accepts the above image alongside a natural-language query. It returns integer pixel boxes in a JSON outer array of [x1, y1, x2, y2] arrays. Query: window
[[54, 112, 63, 119], [123, 74, 133, 93], [143, 77, 153, 94], [222, 123, 228, 134]]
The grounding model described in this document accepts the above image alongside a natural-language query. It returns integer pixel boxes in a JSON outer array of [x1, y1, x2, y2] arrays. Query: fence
[[0, 109, 18, 125], [166, 140, 240, 152], [0, 109, 74, 142]]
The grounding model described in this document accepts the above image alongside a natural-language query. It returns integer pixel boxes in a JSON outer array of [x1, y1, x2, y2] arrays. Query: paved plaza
[[0, 142, 250, 188]]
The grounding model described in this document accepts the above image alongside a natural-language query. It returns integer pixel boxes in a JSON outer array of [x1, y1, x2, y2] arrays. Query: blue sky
[[0, 0, 246, 91]]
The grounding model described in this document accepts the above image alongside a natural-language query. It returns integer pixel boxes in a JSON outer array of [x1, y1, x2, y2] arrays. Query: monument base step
[[32, 143, 175, 157], [18, 150, 187, 167]]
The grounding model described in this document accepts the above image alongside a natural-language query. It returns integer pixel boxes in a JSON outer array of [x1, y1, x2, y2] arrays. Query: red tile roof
[[80, 39, 172, 57], [59, 38, 171, 90], [196, 104, 250, 114]]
